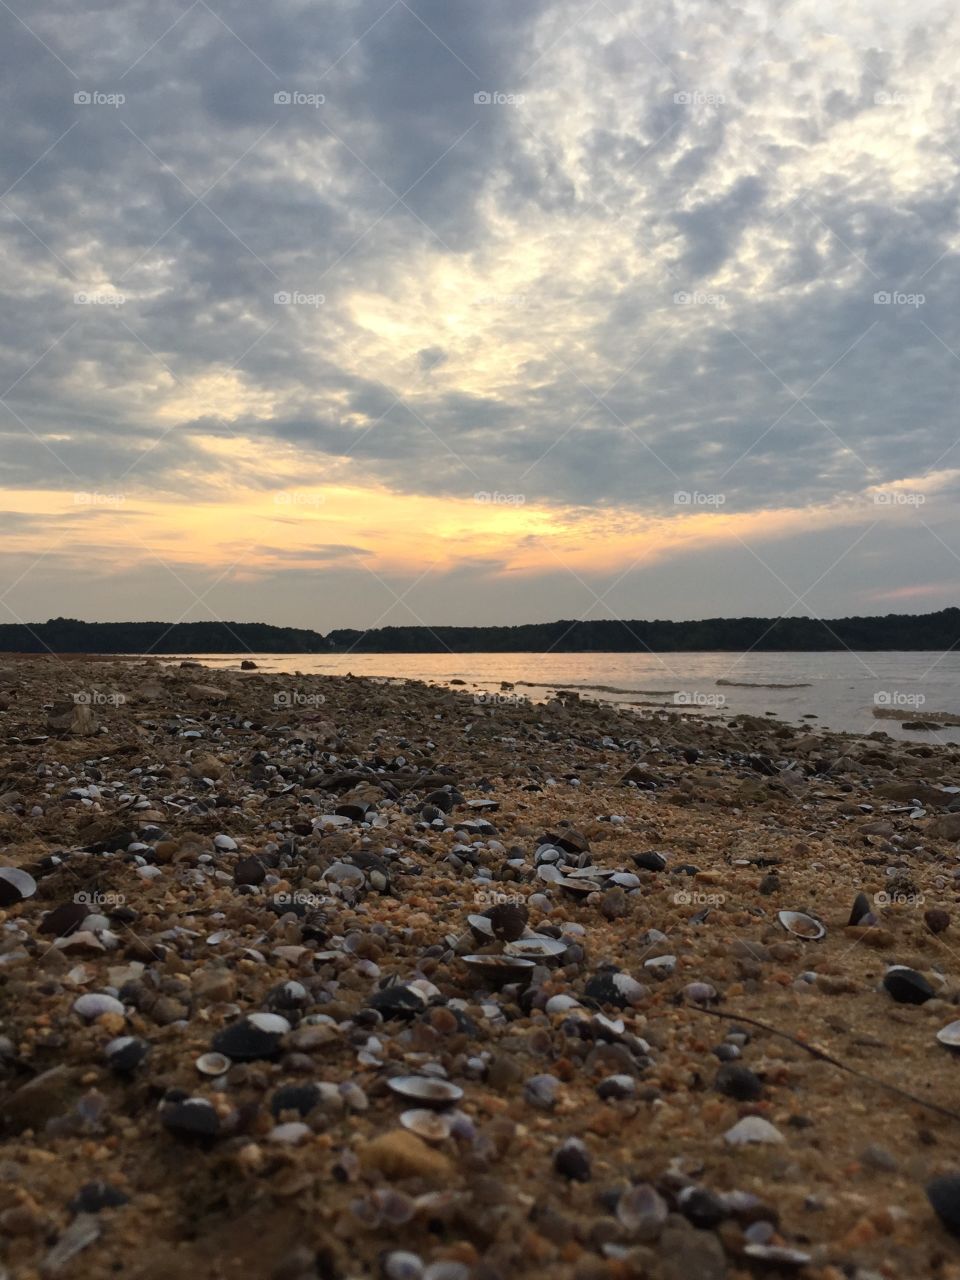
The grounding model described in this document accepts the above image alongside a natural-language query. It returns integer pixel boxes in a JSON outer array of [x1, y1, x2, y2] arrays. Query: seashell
[[848, 891, 872, 926], [160, 1096, 220, 1138], [383, 1253, 424, 1280], [584, 969, 648, 1009], [368, 984, 429, 1020], [39, 901, 90, 937], [557, 876, 600, 897], [0, 866, 37, 907], [644, 954, 676, 975], [610, 872, 641, 889], [386, 1076, 463, 1108], [883, 965, 934, 1005], [928, 1173, 960, 1236], [504, 936, 568, 961], [105, 1036, 150, 1071], [936, 1020, 960, 1050], [213, 834, 237, 851], [212, 1014, 288, 1060], [596, 1073, 636, 1100], [684, 981, 719, 1004], [536, 864, 563, 884], [321, 861, 365, 887], [461, 954, 536, 984], [485, 901, 528, 940], [554, 1136, 591, 1181], [564, 866, 614, 880], [544, 993, 581, 1015], [466, 914, 495, 942], [196, 1052, 231, 1076], [724, 1115, 784, 1146], [742, 1244, 812, 1267], [271, 1084, 322, 1118], [74, 992, 125, 1021], [400, 1108, 453, 1142], [268, 1121, 311, 1145], [593, 1013, 625, 1037], [633, 852, 666, 872], [617, 1184, 668, 1239], [777, 910, 826, 941]]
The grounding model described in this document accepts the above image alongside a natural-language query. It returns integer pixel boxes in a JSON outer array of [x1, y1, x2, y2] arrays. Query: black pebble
[[633, 852, 666, 872], [714, 1063, 764, 1101], [68, 1182, 130, 1214], [212, 1018, 284, 1061], [554, 1138, 591, 1181], [928, 1174, 960, 1235], [270, 1084, 321, 1118]]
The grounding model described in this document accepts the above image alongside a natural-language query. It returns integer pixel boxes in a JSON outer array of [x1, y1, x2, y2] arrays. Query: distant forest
[[1, 609, 958, 653]]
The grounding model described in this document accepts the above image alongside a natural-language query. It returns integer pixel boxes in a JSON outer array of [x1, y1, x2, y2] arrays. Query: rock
[[554, 1137, 591, 1181], [860, 1144, 898, 1172], [359, 1130, 452, 1181], [617, 1184, 668, 1240], [724, 1116, 784, 1146], [658, 1224, 727, 1280], [925, 908, 951, 935], [714, 1064, 763, 1101], [0, 1066, 80, 1134], [928, 1173, 960, 1236], [929, 813, 960, 841], [241, 660, 258, 669], [46, 702, 98, 736], [600, 887, 629, 919]]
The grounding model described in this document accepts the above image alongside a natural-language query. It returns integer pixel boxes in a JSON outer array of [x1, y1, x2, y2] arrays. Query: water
[[173, 649, 960, 745]]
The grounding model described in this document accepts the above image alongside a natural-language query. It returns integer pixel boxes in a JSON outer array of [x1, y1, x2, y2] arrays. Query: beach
[[2, 656, 960, 1279]]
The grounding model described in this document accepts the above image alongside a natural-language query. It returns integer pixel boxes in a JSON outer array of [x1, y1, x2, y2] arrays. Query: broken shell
[[105, 1036, 150, 1072], [777, 910, 826, 941], [196, 1052, 231, 1076], [485, 901, 528, 940], [584, 970, 648, 1009], [848, 891, 872, 926], [743, 1244, 812, 1267], [557, 876, 600, 897], [386, 1076, 463, 1108], [936, 1020, 960, 1050], [212, 1013, 289, 1060], [466, 914, 496, 942], [0, 866, 37, 907], [504, 936, 568, 961], [400, 1108, 453, 1142]]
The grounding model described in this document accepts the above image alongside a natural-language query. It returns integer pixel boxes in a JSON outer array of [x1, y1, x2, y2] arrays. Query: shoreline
[[2, 658, 960, 1278]]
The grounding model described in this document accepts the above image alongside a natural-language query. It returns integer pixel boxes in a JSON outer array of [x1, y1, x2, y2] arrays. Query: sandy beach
[[2, 656, 960, 1279]]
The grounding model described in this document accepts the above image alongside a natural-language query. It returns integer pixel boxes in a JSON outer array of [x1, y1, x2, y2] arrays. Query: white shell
[[504, 936, 568, 960], [74, 992, 125, 1020], [0, 867, 37, 901], [461, 954, 536, 979], [724, 1116, 784, 1146], [196, 1051, 231, 1075], [400, 1108, 453, 1141], [247, 1012, 291, 1034], [936, 1020, 960, 1049], [386, 1075, 463, 1107], [777, 910, 826, 941]]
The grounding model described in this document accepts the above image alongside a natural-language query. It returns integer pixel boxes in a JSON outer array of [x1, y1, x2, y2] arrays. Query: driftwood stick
[[691, 1004, 960, 1124]]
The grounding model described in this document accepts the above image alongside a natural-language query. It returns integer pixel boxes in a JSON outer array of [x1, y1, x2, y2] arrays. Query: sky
[[1, 0, 959, 633]]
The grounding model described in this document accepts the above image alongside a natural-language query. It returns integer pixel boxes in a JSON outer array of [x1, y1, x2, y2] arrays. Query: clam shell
[[504, 936, 568, 961], [461, 954, 536, 984], [386, 1075, 463, 1108], [936, 1020, 960, 1049], [466, 913, 496, 941], [777, 910, 826, 941], [196, 1051, 231, 1076], [400, 1108, 453, 1141], [557, 876, 600, 897], [0, 866, 37, 907]]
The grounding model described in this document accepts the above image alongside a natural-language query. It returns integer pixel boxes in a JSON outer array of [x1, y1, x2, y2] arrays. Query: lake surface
[[175, 650, 960, 745]]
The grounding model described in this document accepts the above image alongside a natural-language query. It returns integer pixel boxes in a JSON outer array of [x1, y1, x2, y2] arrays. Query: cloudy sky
[[1, 0, 958, 632]]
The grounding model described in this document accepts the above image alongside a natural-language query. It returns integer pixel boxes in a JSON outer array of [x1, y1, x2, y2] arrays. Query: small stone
[[715, 1064, 764, 1101], [617, 1184, 668, 1240], [860, 1143, 898, 1172], [554, 1137, 591, 1181], [658, 1224, 727, 1280], [928, 1173, 960, 1236], [67, 1182, 130, 1214], [925, 909, 951, 935], [724, 1116, 784, 1146]]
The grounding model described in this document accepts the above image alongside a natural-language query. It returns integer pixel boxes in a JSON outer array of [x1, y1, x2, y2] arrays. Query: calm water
[[175, 650, 960, 745]]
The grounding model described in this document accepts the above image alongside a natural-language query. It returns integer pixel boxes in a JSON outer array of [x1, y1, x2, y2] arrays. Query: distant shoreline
[[1, 609, 958, 653]]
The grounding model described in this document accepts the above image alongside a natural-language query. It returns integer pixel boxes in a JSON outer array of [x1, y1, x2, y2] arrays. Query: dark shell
[[212, 1015, 288, 1061], [554, 1137, 591, 1181], [928, 1173, 960, 1236], [0, 867, 37, 907], [105, 1037, 150, 1072], [160, 1097, 220, 1138], [584, 970, 647, 1009], [368, 985, 428, 1021], [233, 857, 266, 886], [485, 901, 528, 941], [68, 1182, 130, 1214], [883, 966, 935, 1005], [39, 902, 91, 937], [270, 1084, 321, 1118], [848, 891, 872, 926], [633, 852, 667, 872]]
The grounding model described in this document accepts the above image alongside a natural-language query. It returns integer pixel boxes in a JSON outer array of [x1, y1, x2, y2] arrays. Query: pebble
[[724, 1116, 784, 1146]]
